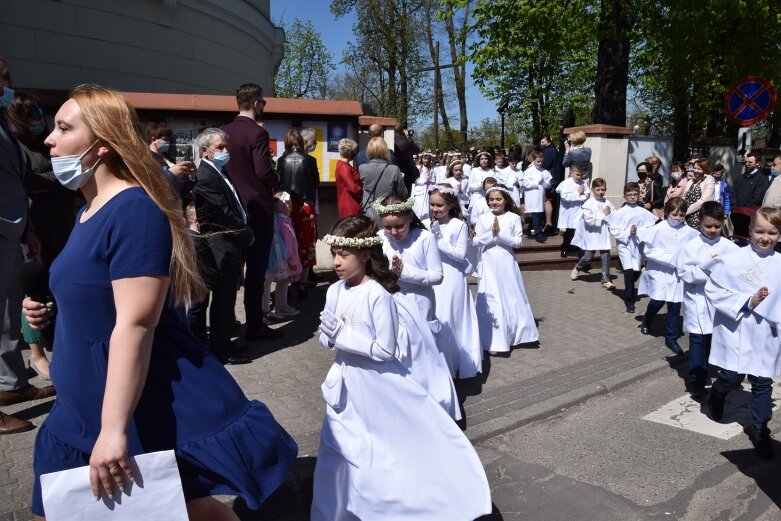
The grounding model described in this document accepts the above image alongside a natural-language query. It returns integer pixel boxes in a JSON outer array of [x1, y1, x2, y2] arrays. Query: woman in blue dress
[[22, 85, 297, 520]]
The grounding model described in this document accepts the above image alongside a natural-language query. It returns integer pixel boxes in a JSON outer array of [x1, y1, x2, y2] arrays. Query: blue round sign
[[724, 76, 777, 127]]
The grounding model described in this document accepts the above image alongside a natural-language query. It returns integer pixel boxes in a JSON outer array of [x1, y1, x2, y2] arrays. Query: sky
[[270, 0, 499, 132]]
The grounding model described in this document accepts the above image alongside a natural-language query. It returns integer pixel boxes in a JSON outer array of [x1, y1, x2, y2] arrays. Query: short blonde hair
[[338, 138, 358, 158], [366, 137, 390, 161], [569, 130, 587, 146]]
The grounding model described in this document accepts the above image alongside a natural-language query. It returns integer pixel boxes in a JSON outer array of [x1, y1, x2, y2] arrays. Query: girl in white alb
[[703, 207, 781, 459], [671, 201, 738, 397], [424, 185, 482, 379], [637, 197, 699, 355], [467, 176, 498, 226], [556, 162, 590, 257], [496, 159, 522, 207], [376, 195, 460, 420], [474, 186, 539, 354], [467, 150, 497, 196], [571, 177, 615, 286], [410, 153, 434, 220], [443, 159, 471, 215], [606, 182, 658, 312], [312, 215, 492, 520]]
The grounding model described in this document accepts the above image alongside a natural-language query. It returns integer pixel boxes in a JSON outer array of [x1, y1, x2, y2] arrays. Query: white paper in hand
[[40, 450, 189, 520]]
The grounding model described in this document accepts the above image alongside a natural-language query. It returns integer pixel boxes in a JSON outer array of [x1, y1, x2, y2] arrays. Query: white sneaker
[[570, 268, 579, 281], [601, 281, 616, 289], [276, 306, 300, 317]]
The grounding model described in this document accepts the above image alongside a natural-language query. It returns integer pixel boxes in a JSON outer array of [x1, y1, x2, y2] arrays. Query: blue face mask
[[50, 140, 101, 190], [28, 120, 45, 136], [156, 140, 170, 154], [667, 216, 685, 228], [209, 149, 230, 168], [771, 167, 780, 178], [0, 87, 14, 108]]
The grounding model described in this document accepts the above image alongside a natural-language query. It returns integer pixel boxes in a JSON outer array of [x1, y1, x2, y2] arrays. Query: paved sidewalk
[[0, 265, 683, 520]]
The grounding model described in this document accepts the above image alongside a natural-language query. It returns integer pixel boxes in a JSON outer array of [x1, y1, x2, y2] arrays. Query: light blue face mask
[[156, 140, 170, 153], [772, 167, 780, 178], [50, 140, 101, 190], [0, 87, 14, 108], [209, 149, 230, 168], [29, 120, 45, 136], [667, 216, 685, 228]]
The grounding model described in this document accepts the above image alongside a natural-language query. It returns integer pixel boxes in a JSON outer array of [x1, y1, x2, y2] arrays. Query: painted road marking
[[643, 382, 781, 440]]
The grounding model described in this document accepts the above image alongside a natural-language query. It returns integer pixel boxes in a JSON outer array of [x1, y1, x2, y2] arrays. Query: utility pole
[[413, 51, 456, 152]]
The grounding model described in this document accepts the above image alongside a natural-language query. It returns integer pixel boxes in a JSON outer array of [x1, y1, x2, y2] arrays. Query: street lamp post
[[497, 102, 508, 150]]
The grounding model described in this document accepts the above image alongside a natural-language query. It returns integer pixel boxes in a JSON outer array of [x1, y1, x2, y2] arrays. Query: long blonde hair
[[70, 85, 206, 306]]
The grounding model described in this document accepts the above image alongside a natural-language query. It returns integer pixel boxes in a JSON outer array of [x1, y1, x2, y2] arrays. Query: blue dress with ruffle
[[31, 188, 297, 516]]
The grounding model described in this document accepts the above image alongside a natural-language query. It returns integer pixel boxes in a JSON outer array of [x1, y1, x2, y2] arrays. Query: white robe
[[313, 279, 492, 521], [672, 234, 739, 334], [637, 220, 699, 302], [423, 217, 482, 379], [380, 228, 460, 419], [704, 246, 781, 378], [474, 212, 539, 352], [520, 166, 552, 213], [467, 191, 490, 226], [410, 169, 433, 220], [572, 197, 615, 251], [495, 166, 522, 206], [467, 167, 497, 195], [442, 176, 471, 213], [606, 204, 658, 271], [555, 177, 590, 228]]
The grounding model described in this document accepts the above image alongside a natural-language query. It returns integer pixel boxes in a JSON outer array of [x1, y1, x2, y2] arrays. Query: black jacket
[[731, 169, 770, 208], [277, 149, 319, 202], [192, 160, 254, 268]]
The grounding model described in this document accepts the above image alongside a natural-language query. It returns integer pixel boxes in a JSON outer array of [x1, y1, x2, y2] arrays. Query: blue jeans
[[644, 299, 681, 343], [623, 269, 639, 305], [687, 333, 711, 389], [576, 250, 611, 282], [530, 212, 545, 241], [713, 369, 773, 432]]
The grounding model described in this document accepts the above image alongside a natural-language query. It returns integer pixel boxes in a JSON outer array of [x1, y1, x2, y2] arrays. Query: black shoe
[[747, 427, 775, 460], [689, 386, 707, 400], [665, 340, 684, 355], [640, 320, 650, 335], [221, 354, 252, 365], [560, 250, 568, 258], [245, 324, 283, 340], [708, 389, 726, 422], [232, 319, 242, 331], [626, 304, 635, 314], [535, 237, 547, 243]]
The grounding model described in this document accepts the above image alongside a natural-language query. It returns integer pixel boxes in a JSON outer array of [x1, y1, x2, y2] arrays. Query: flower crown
[[428, 185, 459, 197], [373, 198, 415, 215], [323, 234, 383, 249], [486, 186, 512, 196]]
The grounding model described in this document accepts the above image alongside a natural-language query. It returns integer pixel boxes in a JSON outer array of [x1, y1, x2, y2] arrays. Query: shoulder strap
[[360, 164, 389, 213]]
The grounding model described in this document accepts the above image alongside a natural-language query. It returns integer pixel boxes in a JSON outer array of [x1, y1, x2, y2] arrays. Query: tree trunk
[[424, 0, 452, 148], [445, 3, 470, 149], [592, 0, 634, 126]]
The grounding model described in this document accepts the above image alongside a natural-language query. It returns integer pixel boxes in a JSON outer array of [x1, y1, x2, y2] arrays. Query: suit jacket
[[0, 116, 28, 241], [221, 115, 278, 225], [192, 160, 253, 268]]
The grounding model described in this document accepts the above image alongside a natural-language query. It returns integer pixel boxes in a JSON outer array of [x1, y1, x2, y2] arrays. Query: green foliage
[[443, 0, 598, 139], [274, 19, 334, 99]]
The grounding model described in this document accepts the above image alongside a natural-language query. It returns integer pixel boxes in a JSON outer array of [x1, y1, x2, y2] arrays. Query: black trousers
[[243, 219, 275, 331], [208, 254, 244, 358]]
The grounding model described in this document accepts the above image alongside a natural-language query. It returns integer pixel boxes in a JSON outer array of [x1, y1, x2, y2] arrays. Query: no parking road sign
[[724, 76, 776, 126]]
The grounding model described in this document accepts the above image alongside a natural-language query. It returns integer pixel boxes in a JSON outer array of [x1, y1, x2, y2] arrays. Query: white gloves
[[319, 309, 344, 343]]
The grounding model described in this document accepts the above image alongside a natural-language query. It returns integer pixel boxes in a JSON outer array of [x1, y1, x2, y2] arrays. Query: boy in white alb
[[672, 201, 738, 398], [571, 177, 615, 287], [556, 162, 590, 258], [521, 149, 552, 243], [606, 182, 658, 313]]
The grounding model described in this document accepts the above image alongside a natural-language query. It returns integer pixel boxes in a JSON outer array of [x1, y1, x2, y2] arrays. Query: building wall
[[1, 0, 284, 95]]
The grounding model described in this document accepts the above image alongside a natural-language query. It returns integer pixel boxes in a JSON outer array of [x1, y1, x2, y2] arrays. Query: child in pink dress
[[264, 192, 303, 319]]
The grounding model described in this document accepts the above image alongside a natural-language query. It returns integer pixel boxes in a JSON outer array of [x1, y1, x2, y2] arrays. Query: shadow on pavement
[[455, 354, 492, 430], [721, 447, 781, 510], [233, 456, 316, 520]]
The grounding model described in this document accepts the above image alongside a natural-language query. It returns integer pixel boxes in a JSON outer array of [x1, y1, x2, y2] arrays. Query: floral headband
[[323, 234, 383, 249], [486, 186, 512, 197], [429, 185, 459, 197], [373, 198, 415, 215]]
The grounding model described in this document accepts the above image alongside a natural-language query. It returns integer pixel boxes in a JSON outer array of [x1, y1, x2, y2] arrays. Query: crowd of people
[[2, 49, 781, 517]]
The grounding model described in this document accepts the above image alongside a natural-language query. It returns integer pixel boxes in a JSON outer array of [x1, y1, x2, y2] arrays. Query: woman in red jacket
[[335, 138, 362, 217]]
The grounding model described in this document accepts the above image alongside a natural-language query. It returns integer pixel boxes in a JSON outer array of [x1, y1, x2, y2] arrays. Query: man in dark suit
[[0, 56, 55, 434], [221, 83, 282, 340], [731, 151, 770, 209], [192, 128, 254, 364], [393, 124, 420, 193]]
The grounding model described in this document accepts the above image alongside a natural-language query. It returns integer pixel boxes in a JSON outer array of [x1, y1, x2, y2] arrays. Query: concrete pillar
[[563, 124, 633, 208]]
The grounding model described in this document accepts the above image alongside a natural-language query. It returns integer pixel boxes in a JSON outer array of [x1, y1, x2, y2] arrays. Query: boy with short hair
[[606, 182, 658, 313], [672, 202, 738, 398], [521, 149, 552, 243]]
